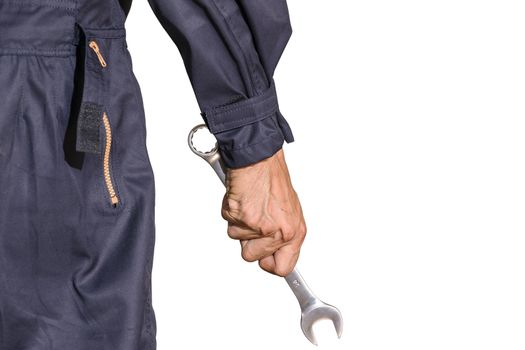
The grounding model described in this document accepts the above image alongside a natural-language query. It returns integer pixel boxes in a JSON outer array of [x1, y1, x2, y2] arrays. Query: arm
[[147, 0, 306, 275]]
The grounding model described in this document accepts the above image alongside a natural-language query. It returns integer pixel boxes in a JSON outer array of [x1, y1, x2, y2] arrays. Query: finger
[[272, 242, 301, 277], [240, 239, 247, 249], [258, 255, 277, 275], [227, 223, 260, 240], [220, 194, 243, 225], [221, 207, 240, 225], [240, 233, 286, 262]]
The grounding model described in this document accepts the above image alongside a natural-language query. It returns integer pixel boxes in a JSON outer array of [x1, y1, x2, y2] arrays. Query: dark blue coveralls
[[0, 0, 294, 348]]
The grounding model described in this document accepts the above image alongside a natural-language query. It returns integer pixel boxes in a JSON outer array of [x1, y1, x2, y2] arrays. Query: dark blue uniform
[[0, 0, 294, 348]]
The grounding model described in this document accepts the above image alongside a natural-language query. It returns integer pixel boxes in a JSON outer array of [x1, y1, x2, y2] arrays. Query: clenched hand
[[221, 148, 307, 277]]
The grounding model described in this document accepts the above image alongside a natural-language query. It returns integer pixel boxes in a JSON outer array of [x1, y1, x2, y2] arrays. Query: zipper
[[102, 112, 119, 207], [89, 40, 117, 206], [88, 40, 107, 68], [88, 39, 118, 207]]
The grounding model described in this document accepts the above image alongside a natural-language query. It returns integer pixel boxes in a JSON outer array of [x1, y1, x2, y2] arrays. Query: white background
[[125, 1, 525, 349]]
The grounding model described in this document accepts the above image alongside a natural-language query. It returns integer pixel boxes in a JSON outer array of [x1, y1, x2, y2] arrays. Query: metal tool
[[188, 124, 343, 345]]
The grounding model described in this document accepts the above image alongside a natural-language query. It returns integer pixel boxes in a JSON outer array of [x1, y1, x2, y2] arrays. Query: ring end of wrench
[[187, 123, 219, 161]]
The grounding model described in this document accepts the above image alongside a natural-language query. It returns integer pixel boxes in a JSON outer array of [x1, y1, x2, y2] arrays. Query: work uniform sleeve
[[146, 0, 295, 168]]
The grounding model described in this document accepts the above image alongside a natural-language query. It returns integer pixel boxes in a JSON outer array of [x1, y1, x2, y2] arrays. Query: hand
[[221, 148, 307, 277]]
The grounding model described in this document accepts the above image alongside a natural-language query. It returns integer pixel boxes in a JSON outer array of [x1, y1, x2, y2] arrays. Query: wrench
[[188, 124, 343, 345]]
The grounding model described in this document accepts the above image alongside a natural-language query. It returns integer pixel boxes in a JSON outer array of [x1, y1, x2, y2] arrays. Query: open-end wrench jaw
[[300, 301, 343, 346], [286, 269, 343, 345]]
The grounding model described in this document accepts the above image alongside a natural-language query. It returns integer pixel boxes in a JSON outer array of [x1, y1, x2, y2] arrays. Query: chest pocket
[[75, 23, 127, 209]]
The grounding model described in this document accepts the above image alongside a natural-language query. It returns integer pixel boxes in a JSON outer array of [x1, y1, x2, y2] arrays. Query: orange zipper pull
[[88, 40, 107, 67]]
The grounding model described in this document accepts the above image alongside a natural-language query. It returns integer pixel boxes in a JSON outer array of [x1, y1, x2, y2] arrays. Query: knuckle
[[274, 264, 292, 277], [281, 229, 295, 242], [221, 208, 232, 222], [221, 198, 241, 222], [298, 222, 307, 237], [259, 223, 275, 237]]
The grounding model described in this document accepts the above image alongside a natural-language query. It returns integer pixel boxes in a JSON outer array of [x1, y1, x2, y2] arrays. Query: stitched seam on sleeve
[[219, 131, 282, 151], [210, 107, 278, 133], [208, 87, 275, 116], [204, 82, 278, 133], [209, 0, 262, 94]]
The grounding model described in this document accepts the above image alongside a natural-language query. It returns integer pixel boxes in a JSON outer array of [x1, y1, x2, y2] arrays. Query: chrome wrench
[[188, 124, 343, 345]]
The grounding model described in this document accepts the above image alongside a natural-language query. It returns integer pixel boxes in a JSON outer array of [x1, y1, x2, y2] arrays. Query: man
[[0, 0, 306, 348]]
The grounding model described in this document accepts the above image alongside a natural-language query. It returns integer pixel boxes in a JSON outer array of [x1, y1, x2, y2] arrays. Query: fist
[[221, 149, 307, 277]]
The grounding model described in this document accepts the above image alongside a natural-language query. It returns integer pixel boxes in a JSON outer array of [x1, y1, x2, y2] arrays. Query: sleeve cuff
[[200, 79, 294, 168]]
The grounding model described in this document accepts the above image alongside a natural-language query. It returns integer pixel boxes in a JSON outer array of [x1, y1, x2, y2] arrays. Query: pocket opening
[[88, 40, 107, 68], [102, 111, 119, 208]]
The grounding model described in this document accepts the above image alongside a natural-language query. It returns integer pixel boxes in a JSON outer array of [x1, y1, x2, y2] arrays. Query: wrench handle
[[285, 268, 317, 309], [204, 152, 317, 309], [207, 153, 227, 185]]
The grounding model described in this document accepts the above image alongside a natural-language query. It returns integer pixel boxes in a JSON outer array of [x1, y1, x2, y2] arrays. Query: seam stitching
[[0, 0, 77, 11], [209, 0, 259, 95], [220, 130, 282, 152]]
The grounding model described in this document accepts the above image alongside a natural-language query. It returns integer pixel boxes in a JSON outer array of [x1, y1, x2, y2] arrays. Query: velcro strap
[[201, 80, 279, 134], [76, 102, 103, 153]]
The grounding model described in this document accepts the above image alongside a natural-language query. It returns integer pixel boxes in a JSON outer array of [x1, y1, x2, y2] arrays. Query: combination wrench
[[188, 124, 343, 345]]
